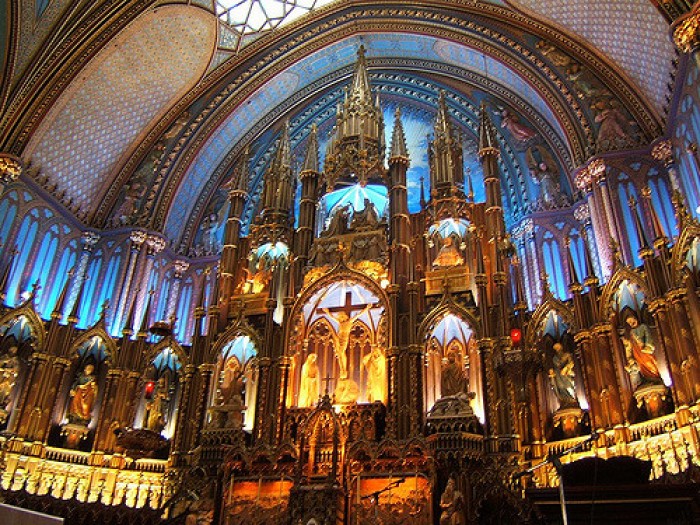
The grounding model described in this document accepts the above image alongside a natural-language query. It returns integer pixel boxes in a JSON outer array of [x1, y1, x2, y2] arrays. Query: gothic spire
[[349, 45, 372, 103], [301, 124, 320, 173], [565, 237, 581, 287], [630, 196, 652, 252], [389, 107, 409, 160], [434, 90, 452, 139], [273, 120, 292, 171], [138, 291, 153, 336], [478, 102, 499, 155], [122, 290, 139, 336], [52, 268, 75, 320], [235, 146, 251, 193]]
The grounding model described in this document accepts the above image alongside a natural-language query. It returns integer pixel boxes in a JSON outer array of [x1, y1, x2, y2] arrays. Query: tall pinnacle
[[349, 45, 372, 102], [390, 107, 409, 160], [435, 90, 452, 139], [301, 124, 319, 173], [273, 120, 292, 170], [478, 102, 499, 155], [235, 146, 251, 193]]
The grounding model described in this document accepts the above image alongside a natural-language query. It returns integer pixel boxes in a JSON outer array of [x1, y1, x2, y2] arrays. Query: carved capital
[[146, 235, 166, 255], [573, 202, 591, 224], [174, 260, 190, 278], [81, 231, 100, 249], [0, 153, 23, 184], [672, 6, 700, 53], [129, 230, 148, 247], [651, 139, 674, 166]]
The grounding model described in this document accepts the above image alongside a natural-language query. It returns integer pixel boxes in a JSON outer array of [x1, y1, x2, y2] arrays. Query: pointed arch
[[599, 266, 649, 322], [143, 336, 188, 370], [527, 296, 575, 349], [418, 296, 480, 343], [207, 314, 262, 364], [671, 221, 700, 286], [0, 308, 45, 349], [70, 327, 118, 365]]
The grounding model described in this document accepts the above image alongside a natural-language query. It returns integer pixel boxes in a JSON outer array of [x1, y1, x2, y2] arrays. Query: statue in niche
[[441, 351, 467, 397], [219, 356, 244, 405], [433, 235, 464, 268], [548, 342, 579, 408], [143, 378, 169, 433], [593, 98, 636, 153], [321, 304, 372, 380], [0, 345, 20, 410], [322, 205, 351, 237], [526, 145, 566, 209], [298, 353, 319, 408], [366, 236, 382, 261], [496, 107, 538, 150], [350, 198, 380, 230], [67, 363, 98, 425], [362, 345, 386, 403], [200, 213, 221, 255], [439, 478, 465, 525], [621, 312, 663, 390]]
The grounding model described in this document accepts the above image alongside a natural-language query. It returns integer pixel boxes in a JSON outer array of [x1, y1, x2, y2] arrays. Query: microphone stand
[[514, 432, 598, 525], [361, 478, 405, 522]]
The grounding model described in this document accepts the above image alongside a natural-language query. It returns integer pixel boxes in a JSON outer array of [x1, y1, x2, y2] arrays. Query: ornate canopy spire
[[478, 101, 499, 156], [390, 107, 409, 160], [301, 124, 320, 173]]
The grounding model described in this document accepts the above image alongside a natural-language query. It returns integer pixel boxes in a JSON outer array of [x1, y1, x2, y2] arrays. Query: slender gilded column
[[133, 234, 166, 331], [166, 260, 189, 320]]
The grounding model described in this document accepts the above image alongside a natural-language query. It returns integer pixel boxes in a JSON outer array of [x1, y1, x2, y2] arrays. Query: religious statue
[[593, 99, 635, 152], [144, 378, 169, 433], [621, 313, 662, 390], [0, 345, 20, 409], [526, 145, 565, 209], [497, 107, 537, 149], [439, 478, 465, 525], [67, 364, 98, 425], [350, 198, 380, 230], [114, 174, 147, 225], [433, 235, 464, 268], [219, 356, 244, 405], [441, 352, 467, 397], [322, 303, 372, 379], [200, 213, 221, 254], [548, 342, 579, 408], [298, 353, 319, 408], [322, 205, 351, 237], [362, 346, 386, 403]]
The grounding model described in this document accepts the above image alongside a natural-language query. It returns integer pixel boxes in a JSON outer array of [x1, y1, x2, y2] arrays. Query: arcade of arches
[[2, 1, 700, 523]]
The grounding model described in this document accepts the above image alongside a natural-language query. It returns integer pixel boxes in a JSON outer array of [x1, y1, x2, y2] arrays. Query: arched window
[[541, 231, 566, 300], [568, 229, 587, 283], [78, 250, 103, 329], [646, 175, 677, 238], [95, 248, 122, 320], [155, 270, 173, 323], [0, 191, 18, 249], [45, 240, 78, 318], [29, 225, 60, 318], [175, 277, 193, 343], [6, 209, 40, 306], [616, 177, 642, 267]]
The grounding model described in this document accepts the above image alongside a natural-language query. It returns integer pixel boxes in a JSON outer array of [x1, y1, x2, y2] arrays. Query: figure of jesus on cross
[[321, 291, 378, 380]]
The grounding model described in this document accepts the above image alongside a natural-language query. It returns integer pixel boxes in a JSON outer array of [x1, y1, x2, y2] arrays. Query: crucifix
[[321, 375, 335, 397], [321, 291, 380, 379]]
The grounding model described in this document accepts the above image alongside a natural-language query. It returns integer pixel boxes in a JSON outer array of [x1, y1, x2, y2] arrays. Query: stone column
[[113, 230, 147, 332], [574, 203, 602, 280], [132, 234, 166, 331], [66, 231, 100, 316]]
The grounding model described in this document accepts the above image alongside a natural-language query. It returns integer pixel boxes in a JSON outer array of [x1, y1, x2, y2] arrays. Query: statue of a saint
[[498, 108, 537, 148], [621, 313, 662, 389], [321, 304, 372, 379], [439, 478, 465, 525], [0, 346, 20, 408], [144, 378, 169, 433], [362, 346, 386, 403], [548, 342, 578, 408], [298, 353, 319, 408], [322, 205, 351, 237], [67, 364, 98, 425], [441, 352, 467, 397], [526, 145, 564, 209], [350, 198, 380, 230], [220, 356, 243, 405], [433, 236, 464, 268]]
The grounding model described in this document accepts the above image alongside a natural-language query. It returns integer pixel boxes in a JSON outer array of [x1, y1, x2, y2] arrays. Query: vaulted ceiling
[[0, 0, 682, 253]]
